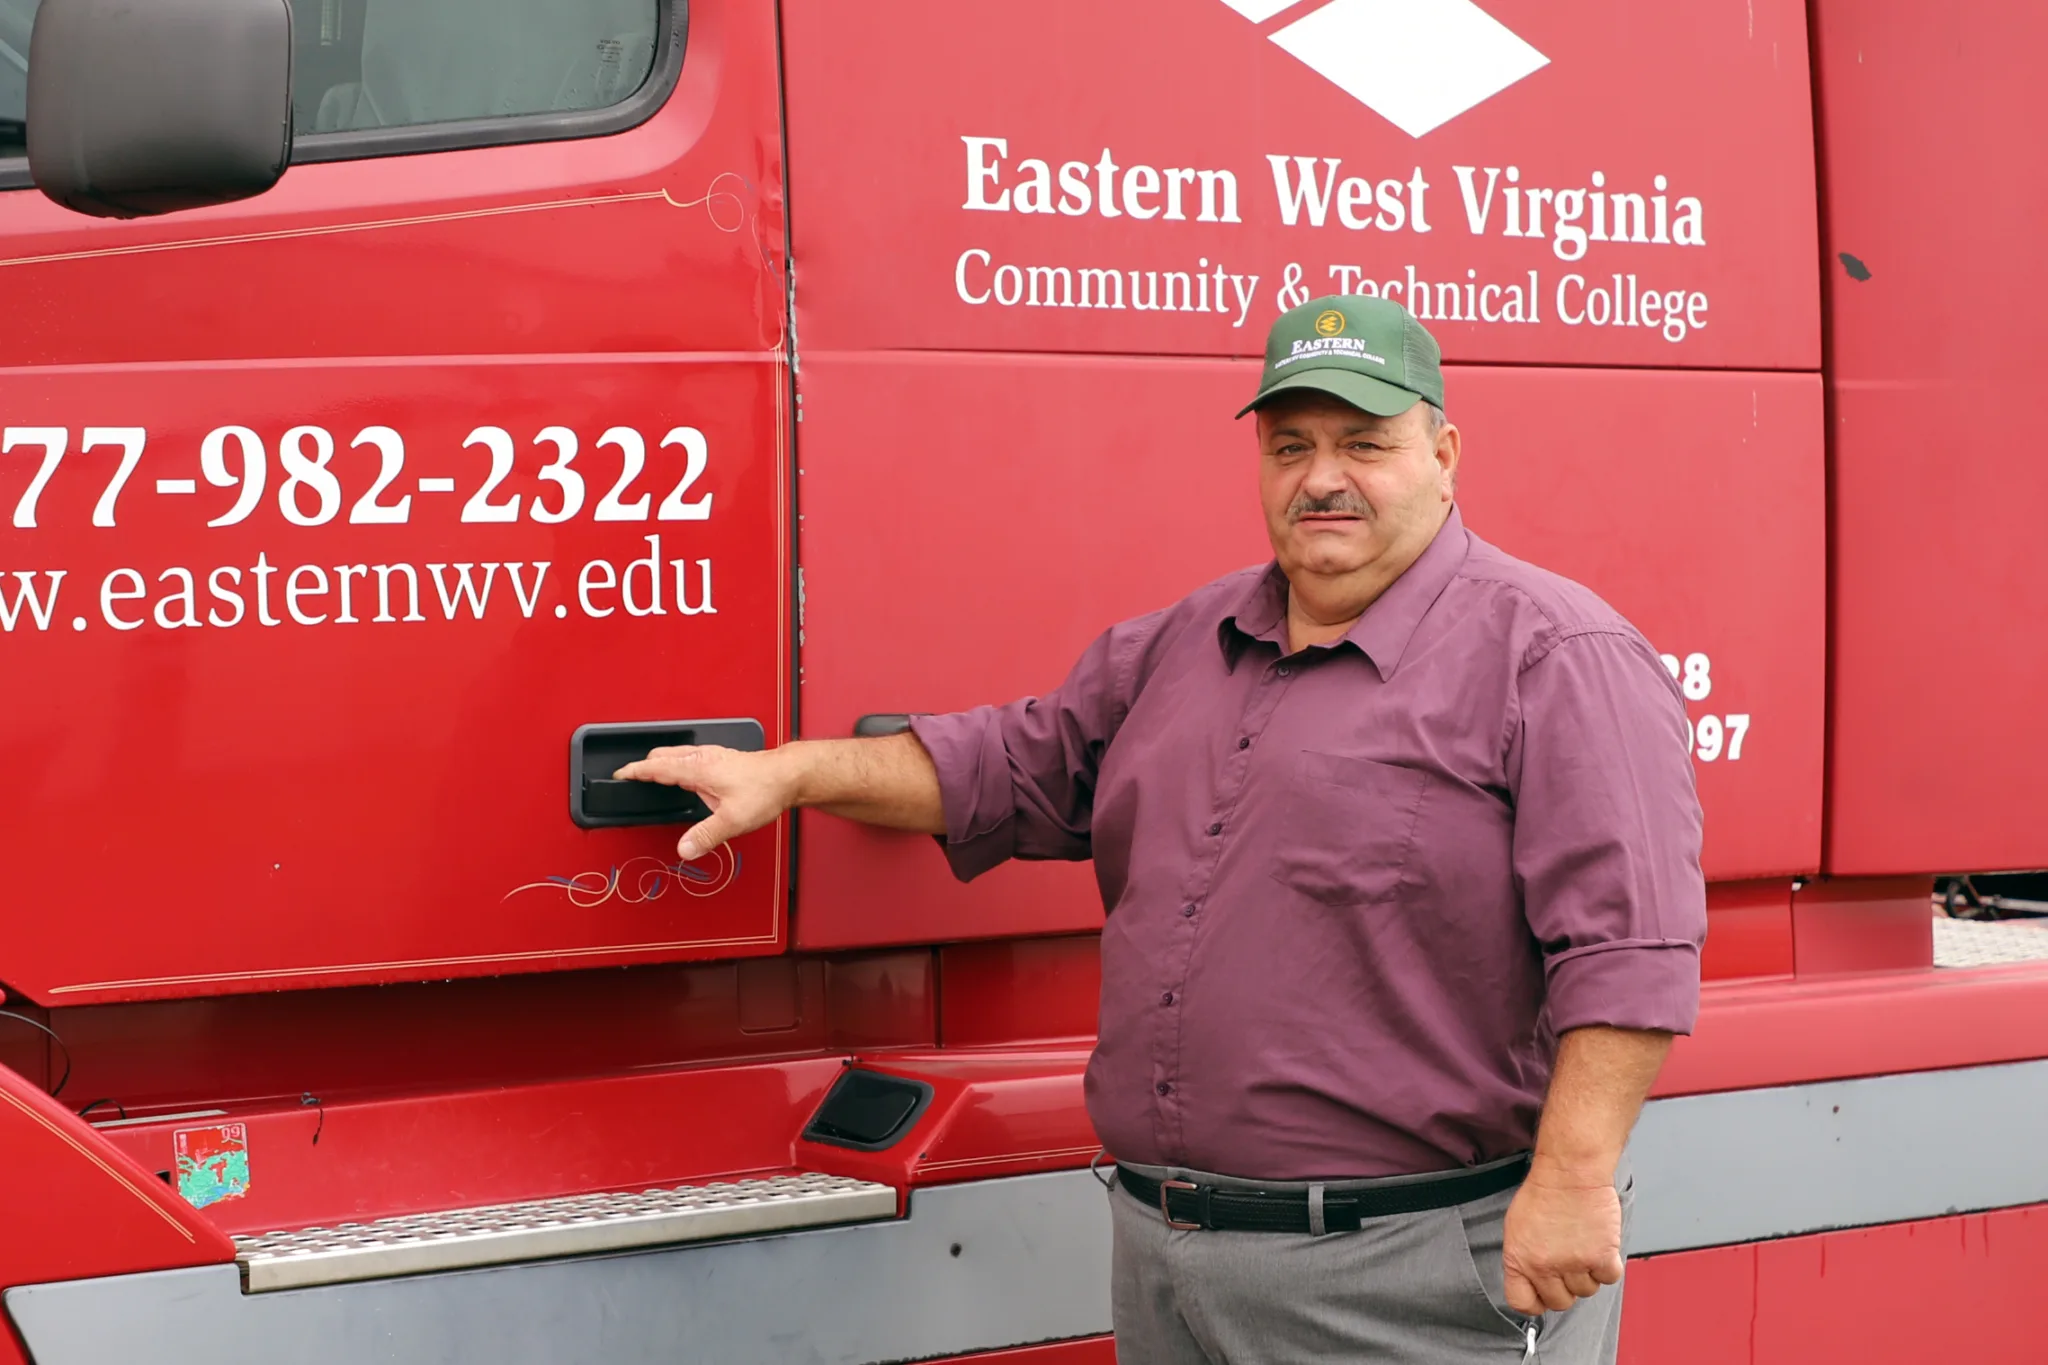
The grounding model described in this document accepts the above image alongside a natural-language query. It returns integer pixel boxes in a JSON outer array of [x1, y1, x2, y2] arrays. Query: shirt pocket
[[1264, 751, 1433, 907]]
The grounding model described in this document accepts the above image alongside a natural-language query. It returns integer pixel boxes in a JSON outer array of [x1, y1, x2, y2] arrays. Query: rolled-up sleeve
[[1508, 628, 1707, 1035], [909, 612, 1155, 883]]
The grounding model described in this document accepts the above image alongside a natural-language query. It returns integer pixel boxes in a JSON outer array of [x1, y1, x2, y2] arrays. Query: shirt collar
[[1219, 505, 1471, 682]]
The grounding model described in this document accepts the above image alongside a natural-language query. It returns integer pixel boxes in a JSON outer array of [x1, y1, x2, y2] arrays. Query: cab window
[[0, 0, 673, 182], [1, 0, 28, 160]]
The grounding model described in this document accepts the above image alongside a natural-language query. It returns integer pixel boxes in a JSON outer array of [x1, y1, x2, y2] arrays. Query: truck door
[[0, 0, 792, 1005], [782, 0, 1825, 959]]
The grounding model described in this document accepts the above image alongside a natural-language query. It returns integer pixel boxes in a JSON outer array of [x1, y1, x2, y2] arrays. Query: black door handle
[[580, 777, 702, 821], [569, 719, 764, 829]]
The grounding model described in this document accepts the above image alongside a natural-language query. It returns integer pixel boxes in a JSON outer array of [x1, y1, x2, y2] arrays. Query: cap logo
[[1314, 309, 1347, 337]]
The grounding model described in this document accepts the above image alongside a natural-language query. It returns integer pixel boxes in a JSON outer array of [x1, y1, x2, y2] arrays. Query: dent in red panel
[[784, 0, 1819, 366]]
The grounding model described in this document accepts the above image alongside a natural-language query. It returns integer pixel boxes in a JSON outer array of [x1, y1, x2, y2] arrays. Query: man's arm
[[615, 732, 943, 862], [1503, 628, 1705, 1314], [1502, 1025, 1671, 1314], [621, 612, 1160, 871]]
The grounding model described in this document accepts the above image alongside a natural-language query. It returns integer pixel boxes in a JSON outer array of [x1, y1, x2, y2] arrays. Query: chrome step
[[1933, 915, 2048, 969], [233, 1173, 897, 1292]]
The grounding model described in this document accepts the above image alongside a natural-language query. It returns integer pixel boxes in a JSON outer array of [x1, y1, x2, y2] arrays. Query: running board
[[233, 1173, 898, 1292]]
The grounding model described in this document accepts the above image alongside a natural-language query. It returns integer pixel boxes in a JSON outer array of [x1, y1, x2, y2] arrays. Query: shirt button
[[1207, 822, 1223, 836], [1237, 737, 1250, 750], [1182, 904, 1197, 918], [1277, 665, 1292, 678], [1156, 1082, 1173, 1096], [1161, 991, 1175, 1006]]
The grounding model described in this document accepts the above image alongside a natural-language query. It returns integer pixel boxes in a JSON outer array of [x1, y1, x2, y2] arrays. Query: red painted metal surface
[[0, 1065, 234, 1288], [35, 951, 933, 1111], [0, 0, 793, 1005], [1790, 877, 1932, 976], [1457, 371, 1825, 882], [1703, 881, 1794, 982], [1621, 1204, 2048, 1365], [94, 1057, 849, 1237], [796, 357, 1822, 948], [797, 1047, 1096, 1191], [782, 0, 1818, 367], [939, 937, 1101, 1047], [1657, 962, 2048, 1098], [0, 0, 2040, 1352], [0, 0, 782, 368], [1816, 1, 2048, 876]]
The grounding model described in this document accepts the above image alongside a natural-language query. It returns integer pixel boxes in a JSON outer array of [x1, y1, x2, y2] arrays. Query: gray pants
[[1108, 1164, 1630, 1364]]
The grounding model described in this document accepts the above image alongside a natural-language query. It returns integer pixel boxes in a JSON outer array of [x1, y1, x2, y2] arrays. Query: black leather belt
[[1116, 1154, 1530, 1233]]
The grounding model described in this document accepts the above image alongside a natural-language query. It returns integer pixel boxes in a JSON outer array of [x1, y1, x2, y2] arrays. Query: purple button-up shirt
[[910, 508, 1705, 1180]]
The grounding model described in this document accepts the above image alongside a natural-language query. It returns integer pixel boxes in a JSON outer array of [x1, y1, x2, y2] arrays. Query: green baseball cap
[[1237, 294, 1445, 419]]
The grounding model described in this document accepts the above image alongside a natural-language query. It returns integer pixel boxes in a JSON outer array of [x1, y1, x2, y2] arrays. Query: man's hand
[[614, 745, 798, 862], [1501, 1164, 1624, 1313], [1500, 1024, 1670, 1315], [613, 732, 948, 862]]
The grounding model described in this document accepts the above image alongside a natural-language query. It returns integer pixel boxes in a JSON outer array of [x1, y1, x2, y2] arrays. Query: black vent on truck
[[802, 1070, 934, 1151]]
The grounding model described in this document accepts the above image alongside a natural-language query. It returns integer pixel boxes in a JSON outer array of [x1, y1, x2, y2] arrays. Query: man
[[618, 295, 1706, 1363]]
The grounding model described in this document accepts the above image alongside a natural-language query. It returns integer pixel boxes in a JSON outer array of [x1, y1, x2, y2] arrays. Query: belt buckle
[[1159, 1178, 1203, 1230]]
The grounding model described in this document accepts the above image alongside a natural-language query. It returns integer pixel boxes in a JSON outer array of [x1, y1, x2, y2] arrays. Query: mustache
[[1287, 491, 1374, 522]]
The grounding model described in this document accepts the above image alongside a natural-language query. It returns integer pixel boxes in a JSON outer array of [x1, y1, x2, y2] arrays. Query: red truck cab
[[2, 0, 2047, 1360]]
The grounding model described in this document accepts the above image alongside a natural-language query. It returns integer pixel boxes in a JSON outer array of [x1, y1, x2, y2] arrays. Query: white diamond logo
[[1257, 0, 1549, 139], [1218, 0, 1306, 19]]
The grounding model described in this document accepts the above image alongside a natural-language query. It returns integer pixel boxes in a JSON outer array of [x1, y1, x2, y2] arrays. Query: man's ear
[[1434, 422, 1462, 499]]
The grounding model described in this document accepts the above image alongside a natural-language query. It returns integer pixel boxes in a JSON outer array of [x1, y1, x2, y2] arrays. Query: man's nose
[[1299, 447, 1353, 494]]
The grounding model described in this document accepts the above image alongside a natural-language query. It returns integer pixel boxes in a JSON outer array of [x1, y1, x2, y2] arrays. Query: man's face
[[1255, 390, 1459, 585]]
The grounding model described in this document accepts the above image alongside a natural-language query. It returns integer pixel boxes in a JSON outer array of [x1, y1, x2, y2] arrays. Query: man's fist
[[1500, 1167, 1625, 1314], [613, 745, 795, 862]]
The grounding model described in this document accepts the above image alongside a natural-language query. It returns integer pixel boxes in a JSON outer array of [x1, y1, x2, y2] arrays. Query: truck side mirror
[[26, 0, 293, 219]]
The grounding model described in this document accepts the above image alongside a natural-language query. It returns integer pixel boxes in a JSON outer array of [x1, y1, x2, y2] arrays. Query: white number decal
[[1681, 652, 1712, 701], [530, 426, 584, 524], [5, 427, 68, 529], [278, 425, 343, 527], [347, 426, 412, 524], [1684, 713, 1752, 762], [656, 426, 712, 521], [460, 426, 521, 523], [1724, 714, 1750, 761], [201, 426, 267, 527], [593, 426, 650, 521], [1659, 652, 1681, 683], [84, 427, 147, 528]]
